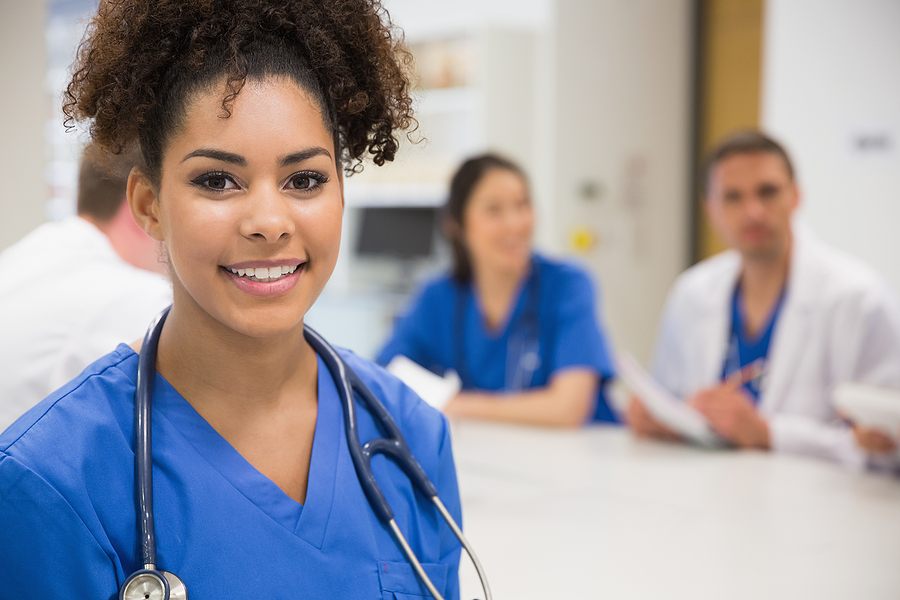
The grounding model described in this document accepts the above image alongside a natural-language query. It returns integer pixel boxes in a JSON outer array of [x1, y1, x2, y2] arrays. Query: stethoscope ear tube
[[305, 325, 397, 524], [134, 306, 171, 572], [348, 368, 439, 500], [305, 325, 491, 600]]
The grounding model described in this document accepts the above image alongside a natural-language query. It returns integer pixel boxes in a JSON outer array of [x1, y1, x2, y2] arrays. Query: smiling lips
[[226, 264, 301, 283], [222, 262, 306, 297]]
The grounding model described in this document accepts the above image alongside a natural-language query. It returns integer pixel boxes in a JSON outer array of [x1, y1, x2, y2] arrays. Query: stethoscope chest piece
[[120, 569, 187, 600]]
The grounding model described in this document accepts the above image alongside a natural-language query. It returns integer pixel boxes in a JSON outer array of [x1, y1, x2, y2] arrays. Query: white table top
[[450, 421, 900, 600]]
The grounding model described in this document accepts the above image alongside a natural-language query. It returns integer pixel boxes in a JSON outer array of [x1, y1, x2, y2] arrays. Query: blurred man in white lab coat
[[0, 144, 171, 431], [626, 130, 900, 467]]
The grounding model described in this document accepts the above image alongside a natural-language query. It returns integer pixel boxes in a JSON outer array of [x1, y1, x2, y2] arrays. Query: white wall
[[0, 0, 49, 251], [383, 0, 550, 41], [762, 0, 900, 295], [549, 0, 695, 363]]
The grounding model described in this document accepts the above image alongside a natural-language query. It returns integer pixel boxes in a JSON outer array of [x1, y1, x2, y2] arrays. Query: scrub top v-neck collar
[[146, 351, 339, 549], [469, 265, 533, 341]]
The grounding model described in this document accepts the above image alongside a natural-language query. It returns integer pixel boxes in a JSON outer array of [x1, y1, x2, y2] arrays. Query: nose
[[239, 186, 295, 243], [508, 202, 534, 236], [745, 196, 766, 220]]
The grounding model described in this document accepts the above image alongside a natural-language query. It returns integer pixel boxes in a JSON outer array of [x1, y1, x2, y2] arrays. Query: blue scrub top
[[377, 254, 618, 422], [721, 284, 786, 402], [0, 345, 461, 599]]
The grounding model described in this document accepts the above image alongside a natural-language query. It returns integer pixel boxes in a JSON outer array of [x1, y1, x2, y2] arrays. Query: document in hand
[[833, 382, 900, 442], [616, 353, 728, 448], [386, 355, 462, 411]]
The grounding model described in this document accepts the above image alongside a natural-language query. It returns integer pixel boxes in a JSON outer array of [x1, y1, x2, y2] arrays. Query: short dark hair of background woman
[[444, 153, 528, 282]]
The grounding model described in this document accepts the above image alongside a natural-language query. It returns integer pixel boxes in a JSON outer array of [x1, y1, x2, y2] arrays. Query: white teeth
[[227, 264, 301, 281]]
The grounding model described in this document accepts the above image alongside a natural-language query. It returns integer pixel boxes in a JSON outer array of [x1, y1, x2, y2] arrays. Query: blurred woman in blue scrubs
[[378, 154, 618, 426]]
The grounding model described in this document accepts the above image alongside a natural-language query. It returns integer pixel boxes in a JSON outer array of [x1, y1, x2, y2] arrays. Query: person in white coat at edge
[[626, 130, 900, 468], [0, 144, 171, 430]]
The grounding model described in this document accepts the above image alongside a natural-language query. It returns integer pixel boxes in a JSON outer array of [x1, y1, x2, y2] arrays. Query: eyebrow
[[181, 148, 247, 166], [279, 147, 333, 167], [180, 147, 332, 167]]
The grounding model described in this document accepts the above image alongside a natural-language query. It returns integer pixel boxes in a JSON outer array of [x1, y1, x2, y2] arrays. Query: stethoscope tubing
[[129, 307, 491, 600], [308, 326, 492, 600], [134, 305, 169, 571]]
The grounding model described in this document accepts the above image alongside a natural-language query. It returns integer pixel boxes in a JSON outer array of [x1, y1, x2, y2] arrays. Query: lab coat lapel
[[695, 255, 741, 389], [759, 231, 816, 414]]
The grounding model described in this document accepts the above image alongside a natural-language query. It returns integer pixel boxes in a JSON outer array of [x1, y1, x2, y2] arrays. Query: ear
[[443, 215, 463, 244], [127, 167, 163, 241], [788, 181, 801, 212], [702, 196, 715, 224]]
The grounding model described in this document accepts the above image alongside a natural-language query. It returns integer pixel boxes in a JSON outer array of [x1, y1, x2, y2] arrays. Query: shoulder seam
[[0, 350, 134, 452]]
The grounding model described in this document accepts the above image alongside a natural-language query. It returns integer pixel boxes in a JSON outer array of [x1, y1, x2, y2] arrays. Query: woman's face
[[132, 77, 343, 339], [462, 168, 534, 277]]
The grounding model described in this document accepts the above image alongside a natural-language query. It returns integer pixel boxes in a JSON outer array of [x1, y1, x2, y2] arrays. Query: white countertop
[[450, 421, 900, 600]]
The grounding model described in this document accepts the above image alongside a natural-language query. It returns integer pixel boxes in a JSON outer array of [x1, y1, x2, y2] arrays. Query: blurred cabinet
[[342, 28, 538, 209]]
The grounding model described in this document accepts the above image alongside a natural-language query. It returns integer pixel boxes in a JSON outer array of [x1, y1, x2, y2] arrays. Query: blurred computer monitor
[[355, 206, 437, 259]]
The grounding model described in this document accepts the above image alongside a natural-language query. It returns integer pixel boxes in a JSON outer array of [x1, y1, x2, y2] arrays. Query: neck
[[471, 259, 531, 329], [81, 208, 166, 275], [474, 264, 522, 291], [740, 234, 792, 301], [155, 291, 318, 418]]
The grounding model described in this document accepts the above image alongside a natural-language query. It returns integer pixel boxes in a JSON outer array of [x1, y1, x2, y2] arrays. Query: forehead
[[712, 152, 791, 188], [169, 78, 333, 160], [470, 168, 527, 199]]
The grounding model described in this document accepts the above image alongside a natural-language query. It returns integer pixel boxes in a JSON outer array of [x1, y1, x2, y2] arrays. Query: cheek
[[158, 194, 231, 276], [520, 207, 535, 232], [301, 200, 343, 259], [463, 217, 495, 252]]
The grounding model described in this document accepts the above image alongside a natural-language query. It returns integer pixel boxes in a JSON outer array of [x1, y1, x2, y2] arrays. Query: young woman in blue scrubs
[[0, 1, 462, 598], [378, 154, 618, 426]]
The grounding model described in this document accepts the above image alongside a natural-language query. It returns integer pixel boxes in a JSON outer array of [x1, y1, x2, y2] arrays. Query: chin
[[741, 241, 784, 262], [222, 306, 308, 340]]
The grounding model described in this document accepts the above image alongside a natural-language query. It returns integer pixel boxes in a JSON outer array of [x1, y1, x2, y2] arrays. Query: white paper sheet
[[386, 355, 461, 411], [833, 382, 900, 441], [616, 352, 727, 448]]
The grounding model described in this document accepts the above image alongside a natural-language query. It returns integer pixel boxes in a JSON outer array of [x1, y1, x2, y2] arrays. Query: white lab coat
[[650, 227, 900, 467], [0, 217, 172, 431]]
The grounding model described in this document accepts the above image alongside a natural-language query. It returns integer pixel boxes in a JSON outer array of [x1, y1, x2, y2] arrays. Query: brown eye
[[292, 175, 313, 190], [191, 171, 238, 191], [758, 184, 779, 199], [287, 171, 327, 192]]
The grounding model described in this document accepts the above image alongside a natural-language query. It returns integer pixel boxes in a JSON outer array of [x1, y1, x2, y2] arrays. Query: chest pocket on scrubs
[[378, 561, 449, 600]]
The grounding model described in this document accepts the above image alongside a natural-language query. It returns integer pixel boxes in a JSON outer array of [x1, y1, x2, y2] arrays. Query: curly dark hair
[[63, 0, 415, 185]]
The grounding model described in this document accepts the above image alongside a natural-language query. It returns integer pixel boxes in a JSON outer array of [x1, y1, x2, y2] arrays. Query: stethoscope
[[721, 284, 787, 397], [454, 258, 542, 392], [120, 306, 491, 600]]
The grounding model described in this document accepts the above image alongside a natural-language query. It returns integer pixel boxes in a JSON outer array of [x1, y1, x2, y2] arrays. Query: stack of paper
[[834, 382, 900, 441], [616, 353, 728, 448], [386, 355, 461, 411]]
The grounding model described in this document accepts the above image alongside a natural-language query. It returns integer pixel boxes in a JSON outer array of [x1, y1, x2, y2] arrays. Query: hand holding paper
[[617, 353, 728, 448], [834, 382, 900, 443]]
